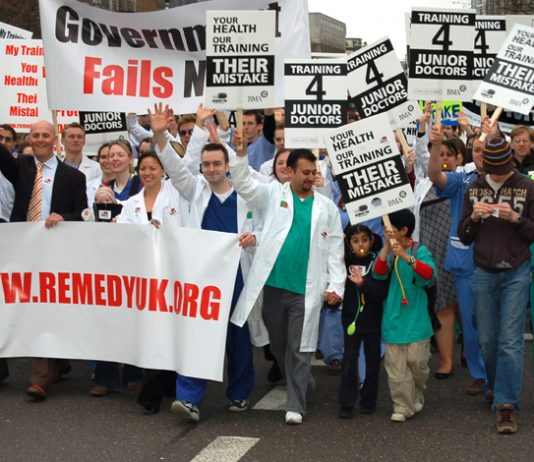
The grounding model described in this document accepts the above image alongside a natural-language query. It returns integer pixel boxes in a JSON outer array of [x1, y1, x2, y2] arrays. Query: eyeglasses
[[179, 129, 194, 137], [0, 135, 13, 142]]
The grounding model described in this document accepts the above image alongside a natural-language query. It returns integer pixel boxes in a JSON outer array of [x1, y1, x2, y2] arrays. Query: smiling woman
[[106, 140, 142, 201]]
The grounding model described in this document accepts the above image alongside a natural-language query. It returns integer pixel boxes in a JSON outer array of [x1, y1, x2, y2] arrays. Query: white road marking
[[253, 386, 286, 411], [191, 436, 260, 462]]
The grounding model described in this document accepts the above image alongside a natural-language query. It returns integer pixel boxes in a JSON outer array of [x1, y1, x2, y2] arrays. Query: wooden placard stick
[[382, 213, 397, 245], [51, 110, 62, 158], [435, 101, 442, 127], [480, 102, 487, 121], [479, 107, 503, 143], [235, 108, 244, 154], [394, 128, 410, 156]]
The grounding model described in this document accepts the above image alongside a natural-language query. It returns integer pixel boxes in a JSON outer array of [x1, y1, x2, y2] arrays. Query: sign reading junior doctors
[[205, 10, 276, 109], [326, 113, 414, 224]]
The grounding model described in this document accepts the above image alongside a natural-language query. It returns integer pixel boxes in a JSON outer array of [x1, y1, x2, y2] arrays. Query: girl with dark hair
[[339, 224, 388, 418]]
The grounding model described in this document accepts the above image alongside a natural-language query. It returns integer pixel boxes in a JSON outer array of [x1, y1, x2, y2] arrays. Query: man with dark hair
[[0, 124, 16, 222], [149, 104, 260, 422], [459, 136, 534, 434], [61, 122, 101, 182], [230, 137, 345, 425], [243, 109, 275, 172], [0, 124, 17, 152]]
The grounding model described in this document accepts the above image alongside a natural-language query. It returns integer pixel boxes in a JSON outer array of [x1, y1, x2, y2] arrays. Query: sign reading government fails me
[[474, 23, 534, 116], [408, 8, 475, 101], [326, 113, 414, 225], [205, 10, 275, 109], [284, 59, 347, 148], [347, 37, 421, 130]]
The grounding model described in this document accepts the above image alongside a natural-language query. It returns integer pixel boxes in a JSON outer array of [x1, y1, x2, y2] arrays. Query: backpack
[[411, 242, 440, 332]]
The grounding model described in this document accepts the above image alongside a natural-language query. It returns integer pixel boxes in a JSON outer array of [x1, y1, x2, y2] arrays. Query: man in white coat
[[61, 123, 102, 183], [150, 104, 263, 423], [230, 132, 346, 425]]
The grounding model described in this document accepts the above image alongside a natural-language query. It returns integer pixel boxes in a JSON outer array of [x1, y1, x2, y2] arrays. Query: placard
[[0, 21, 33, 39], [473, 16, 507, 81], [79, 112, 129, 156]]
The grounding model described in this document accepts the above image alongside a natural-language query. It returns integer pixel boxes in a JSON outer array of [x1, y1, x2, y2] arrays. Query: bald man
[[0, 120, 87, 399]]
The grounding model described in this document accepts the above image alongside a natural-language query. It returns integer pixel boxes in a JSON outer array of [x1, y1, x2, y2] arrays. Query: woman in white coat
[[116, 151, 184, 227]]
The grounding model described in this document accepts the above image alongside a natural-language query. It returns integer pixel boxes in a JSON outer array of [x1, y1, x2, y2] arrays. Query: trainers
[[26, 384, 47, 401], [466, 379, 485, 395], [339, 407, 353, 419], [496, 404, 517, 434], [89, 385, 113, 397], [171, 400, 200, 422], [228, 399, 249, 412], [414, 398, 424, 414], [390, 412, 406, 422], [285, 411, 303, 425]]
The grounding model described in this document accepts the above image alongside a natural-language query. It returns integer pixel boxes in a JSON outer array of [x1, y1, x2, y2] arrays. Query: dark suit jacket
[[0, 144, 87, 222]]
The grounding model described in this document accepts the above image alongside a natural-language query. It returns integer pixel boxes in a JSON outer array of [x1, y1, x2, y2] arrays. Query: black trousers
[[339, 331, 381, 410], [137, 369, 177, 411]]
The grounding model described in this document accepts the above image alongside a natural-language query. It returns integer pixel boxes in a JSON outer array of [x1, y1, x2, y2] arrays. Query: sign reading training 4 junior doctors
[[348, 37, 421, 129], [284, 59, 347, 148], [326, 113, 415, 224], [0, 223, 241, 381], [408, 8, 475, 101], [474, 23, 534, 116], [473, 16, 507, 81], [205, 10, 275, 109]]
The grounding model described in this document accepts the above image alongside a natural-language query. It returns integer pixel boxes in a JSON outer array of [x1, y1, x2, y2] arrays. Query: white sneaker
[[414, 398, 424, 414], [171, 400, 200, 422], [285, 411, 303, 425], [390, 412, 406, 422]]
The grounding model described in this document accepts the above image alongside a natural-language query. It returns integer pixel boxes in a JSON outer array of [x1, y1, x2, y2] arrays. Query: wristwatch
[[409, 256, 416, 266]]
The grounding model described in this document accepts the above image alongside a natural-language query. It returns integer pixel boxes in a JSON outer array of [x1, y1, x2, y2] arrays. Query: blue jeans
[[472, 261, 530, 410]]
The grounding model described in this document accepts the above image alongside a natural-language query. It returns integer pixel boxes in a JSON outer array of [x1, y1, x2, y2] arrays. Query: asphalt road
[[1, 343, 534, 462]]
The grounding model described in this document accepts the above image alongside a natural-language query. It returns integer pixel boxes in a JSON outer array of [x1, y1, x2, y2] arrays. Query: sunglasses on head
[[180, 129, 194, 136]]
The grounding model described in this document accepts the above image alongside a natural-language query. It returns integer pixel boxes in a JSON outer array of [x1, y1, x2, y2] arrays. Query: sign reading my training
[[325, 113, 415, 225], [347, 36, 422, 130], [474, 23, 534, 116], [205, 10, 276, 109], [408, 7, 476, 101], [284, 58, 347, 148]]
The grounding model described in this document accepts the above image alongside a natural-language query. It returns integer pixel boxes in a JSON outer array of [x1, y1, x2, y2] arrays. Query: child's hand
[[348, 265, 363, 286], [390, 241, 408, 260]]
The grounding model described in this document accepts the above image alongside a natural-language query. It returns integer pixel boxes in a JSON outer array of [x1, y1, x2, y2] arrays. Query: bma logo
[[248, 90, 269, 103]]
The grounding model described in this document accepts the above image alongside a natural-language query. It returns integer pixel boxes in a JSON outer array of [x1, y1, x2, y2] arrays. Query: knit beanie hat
[[482, 137, 514, 175]]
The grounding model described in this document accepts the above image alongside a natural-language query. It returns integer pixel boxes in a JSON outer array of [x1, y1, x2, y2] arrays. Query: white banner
[[408, 8, 476, 101], [38, 0, 310, 113], [326, 114, 415, 225], [0, 21, 33, 39], [284, 58, 347, 148], [474, 23, 534, 115], [348, 37, 421, 129], [0, 223, 241, 381], [205, 10, 275, 109], [79, 112, 129, 157], [473, 16, 507, 81], [0, 39, 78, 131]]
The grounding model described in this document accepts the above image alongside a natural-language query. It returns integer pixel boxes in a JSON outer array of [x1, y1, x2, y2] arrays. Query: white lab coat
[[156, 141, 268, 346], [116, 179, 184, 226], [78, 155, 102, 183], [229, 155, 346, 351]]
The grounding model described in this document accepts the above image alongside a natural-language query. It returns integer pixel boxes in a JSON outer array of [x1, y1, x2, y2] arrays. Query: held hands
[[239, 232, 256, 248], [148, 103, 174, 134], [323, 291, 342, 305]]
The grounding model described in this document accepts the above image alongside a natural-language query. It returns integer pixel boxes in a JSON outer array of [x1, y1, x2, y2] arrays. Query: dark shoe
[[327, 359, 342, 375], [89, 385, 113, 397], [339, 407, 353, 419], [26, 384, 47, 401], [315, 349, 324, 360], [143, 406, 159, 415], [127, 382, 142, 392], [466, 379, 485, 395], [485, 389, 494, 404], [359, 406, 375, 414], [435, 369, 453, 379], [496, 404, 517, 434], [228, 399, 249, 412], [267, 362, 283, 384]]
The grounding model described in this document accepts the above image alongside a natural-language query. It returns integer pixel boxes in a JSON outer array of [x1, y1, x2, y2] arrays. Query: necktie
[[28, 162, 44, 222]]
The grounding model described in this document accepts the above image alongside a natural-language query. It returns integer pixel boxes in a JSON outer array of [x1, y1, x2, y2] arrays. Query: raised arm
[[428, 125, 448, 189]]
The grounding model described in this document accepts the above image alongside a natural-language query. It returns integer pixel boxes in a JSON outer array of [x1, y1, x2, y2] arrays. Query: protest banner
[[474, 16, 507, 81], [38, 0, 309, 114], [0, 21, 33, 39], [79, 112, 129, 156], [325, 113, 415, 224], [417, 100, 462, 124], [348, 37, 421, 129], [0, 39, 78, 132], [284, 58, 347, 148], [0, 222, 241, 381], [474, 23, 534, 116], [205, 10, 275, 109], [463, 101, 534, 132], [408, 8, 476, 101]]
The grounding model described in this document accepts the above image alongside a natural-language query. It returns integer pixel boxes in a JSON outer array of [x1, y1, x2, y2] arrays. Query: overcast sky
[[307, 0, 473, 58]]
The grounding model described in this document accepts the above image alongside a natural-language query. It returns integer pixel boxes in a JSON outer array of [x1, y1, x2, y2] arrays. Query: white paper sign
[[326, 114, 415, 224], [0, 222, 241, 381], [348, 37, 421, 129], [474, 23, 534, 115], [408, 8, 476, 101], [79, 112, 129, 156], [39, 0, 309, 113], [473, 16, 507, 81], [284, 58, 347, 148], [0, 21, 33, 39]]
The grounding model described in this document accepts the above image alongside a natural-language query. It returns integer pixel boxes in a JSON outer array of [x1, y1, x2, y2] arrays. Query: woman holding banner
[[106, 140, 142, 202]]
